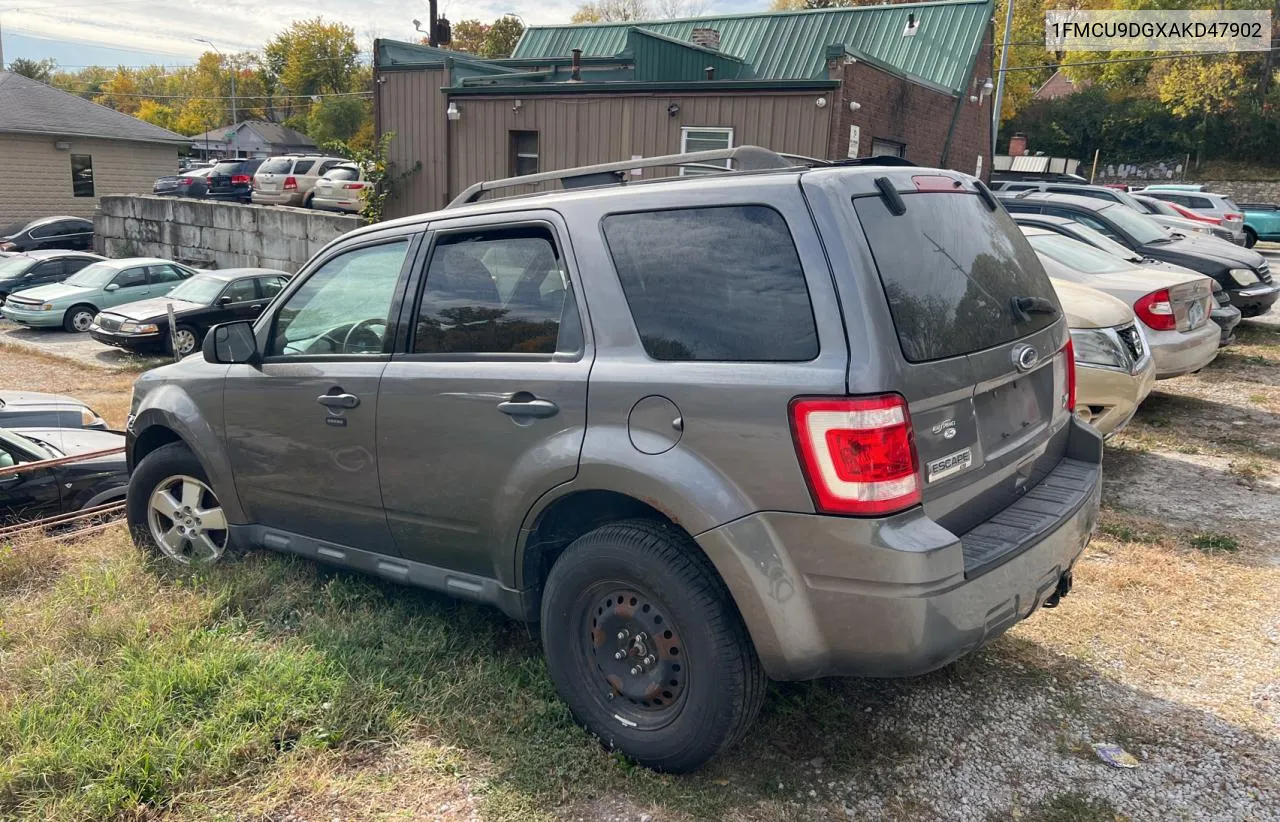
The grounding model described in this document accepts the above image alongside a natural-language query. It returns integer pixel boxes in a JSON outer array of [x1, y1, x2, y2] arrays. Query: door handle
[[497, 398, 559, 419], [250, 304, 263, 311], [317, 393, 360, 409]]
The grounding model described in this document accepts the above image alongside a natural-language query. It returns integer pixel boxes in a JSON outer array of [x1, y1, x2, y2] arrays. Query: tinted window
[[259, 158, 292, 174], [28, 221, 59, 239], [603, 206, 817, 362], [269, 241, 408, 357], [221, 278, 258, 303], [258, 275, 288, 298], [292, 160, 315, 174], [64, 258, 94, 274], [29, 260, 64, 278], [112, 268, 147, 288], [148, 264, 187, 284], [853, 192, 1057, 363], [1048, 187, 1114, 202], [414, 227, 572, 356], [318, 160, 343, 174], [324, 166, 360, 181], [1188, 196, 1212, 209], [1098, 204, 1167, 244]]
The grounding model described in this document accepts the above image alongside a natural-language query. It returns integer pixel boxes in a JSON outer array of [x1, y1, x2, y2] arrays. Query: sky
[[1, 0, 768, 68]]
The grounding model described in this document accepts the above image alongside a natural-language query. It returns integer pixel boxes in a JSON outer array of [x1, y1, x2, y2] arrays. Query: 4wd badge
[[927, 447, 973, 483]]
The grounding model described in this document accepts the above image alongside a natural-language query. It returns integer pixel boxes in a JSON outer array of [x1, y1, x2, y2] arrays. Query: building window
[[510, 131, 539, 176], [70, 154, 94, 197], [680, 127, 734, 175], [870, 139, 905, 159]]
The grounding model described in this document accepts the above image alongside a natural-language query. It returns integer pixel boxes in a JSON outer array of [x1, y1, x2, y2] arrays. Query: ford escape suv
[[125, 147, 1102, 773]]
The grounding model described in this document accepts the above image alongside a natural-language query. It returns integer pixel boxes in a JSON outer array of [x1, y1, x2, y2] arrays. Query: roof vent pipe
[[570, 48, 582, 82], [705, 66, 715, 80]]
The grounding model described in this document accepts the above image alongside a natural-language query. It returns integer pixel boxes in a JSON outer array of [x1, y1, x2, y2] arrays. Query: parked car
[[0, 250, 102, 302], [153, 168, 215, 198], [309, 163, 367, 214], [251, 155, 349, 208], [91, 268, 290, 357], [1051, 278, 1154, 437], [1128, 194, 1238, 244], [0, 426, 128, 524], [1, 258, 197, 332], [205, 158, 266, 203], [1209, 281, 1242, 345], [0, 217, 94, 252], [999, 192, 1279, 317], [125, 149, 1103, 772], [1023, 227, 1219, 379], [1136, 187, 1246, 244], [0, 391, 107, 430], [1237, 203, 1280, 248]]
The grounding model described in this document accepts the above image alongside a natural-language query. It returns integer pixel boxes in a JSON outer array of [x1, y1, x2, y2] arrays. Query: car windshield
[[212, 161, 243, 174], [0, 256, 35, 276], [1098, 203, 1169, 244], [64, 262, 120, 288], [166, 275, 226, 305], [0, 429, 55, 461], [324, 166, 360, 181], [1027, 233, 1135, 274], [1137, 197, 1177, 217]]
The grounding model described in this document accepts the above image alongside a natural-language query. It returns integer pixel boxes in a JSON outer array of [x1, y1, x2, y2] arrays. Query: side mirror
[[104, 283, 119, 292], [203, 320, 260, 365], [219, 295, 234, 305]]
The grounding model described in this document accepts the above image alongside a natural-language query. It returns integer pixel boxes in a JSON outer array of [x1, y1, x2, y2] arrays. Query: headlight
[[40, 303, 54, 311], [1070, 328, 1127, 370], [120, 321, 159, 333], [1229, 268, 1260, 286]]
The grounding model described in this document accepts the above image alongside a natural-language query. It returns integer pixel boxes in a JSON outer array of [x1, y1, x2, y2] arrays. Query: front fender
[[132, 382, 247, 524]]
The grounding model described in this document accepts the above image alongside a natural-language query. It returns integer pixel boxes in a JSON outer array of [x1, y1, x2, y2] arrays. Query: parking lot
[[1, 256, 1277, 821]]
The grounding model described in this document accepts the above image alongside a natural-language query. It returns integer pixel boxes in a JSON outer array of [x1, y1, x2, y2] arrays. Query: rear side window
[[259, 158, 292, 174], [602, 206, 817, 362], [1188, 196, 1212, 209], [853, 192, 1058, 363]]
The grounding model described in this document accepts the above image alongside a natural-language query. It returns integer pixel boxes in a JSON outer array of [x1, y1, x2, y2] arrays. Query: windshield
[[166, 275, 225, 305], [1099, 203, 1169, 244], [1027, 233, 1135, 274], [324, 166, 359, 181], [64, 262, 120, 288], [0, 256, 35, 277], [0, 430, 55, 461]]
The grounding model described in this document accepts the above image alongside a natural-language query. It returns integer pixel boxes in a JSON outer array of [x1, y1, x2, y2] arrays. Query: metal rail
[[0, 500, 126, 541], [0, 446, 125, 478]]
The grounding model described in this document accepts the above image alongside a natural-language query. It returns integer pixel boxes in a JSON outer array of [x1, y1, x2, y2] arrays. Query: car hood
[[1145, 233, 1266, 269], [13, 427, 125, 456], [5, 282, 93, 302], [1050, 278, 1134, 329], [101, 296, 205, 321]]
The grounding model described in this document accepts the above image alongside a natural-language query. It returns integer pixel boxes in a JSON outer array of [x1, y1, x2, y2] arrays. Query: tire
[[541, 519, 766, 772], [1244, 227, 1258, 248], [127, 441, 237, 566], [167, 324, 200, 357], [63, 304, 96, 333]]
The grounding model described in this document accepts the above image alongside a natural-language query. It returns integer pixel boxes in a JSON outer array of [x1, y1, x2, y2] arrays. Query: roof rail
[[446, 145, 798, 208]]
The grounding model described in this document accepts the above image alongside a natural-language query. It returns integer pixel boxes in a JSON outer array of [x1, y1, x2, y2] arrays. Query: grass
[[1189, 533, 1241, 553], [0, 342, 144, 428], [1024, 792, 1122, 822]]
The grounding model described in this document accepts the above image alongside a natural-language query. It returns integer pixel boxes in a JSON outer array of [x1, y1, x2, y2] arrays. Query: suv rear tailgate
[[801, 169, 1074, 542]]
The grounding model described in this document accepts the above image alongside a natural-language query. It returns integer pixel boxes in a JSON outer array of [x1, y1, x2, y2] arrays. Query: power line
[[1004, 45, 1280, 73]]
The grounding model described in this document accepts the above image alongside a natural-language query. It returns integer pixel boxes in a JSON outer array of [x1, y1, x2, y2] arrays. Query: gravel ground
[[0, 319, 164, 371]]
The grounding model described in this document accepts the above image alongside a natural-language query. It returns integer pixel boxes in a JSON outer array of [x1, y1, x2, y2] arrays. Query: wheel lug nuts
[[616, 629, 629, 641], [614, 650, 627, 660], [642, 655, 656, 666], [630, 665, 644, 676]]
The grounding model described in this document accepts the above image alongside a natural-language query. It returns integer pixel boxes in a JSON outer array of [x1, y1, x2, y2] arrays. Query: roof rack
[[447, 145, 798, 208]]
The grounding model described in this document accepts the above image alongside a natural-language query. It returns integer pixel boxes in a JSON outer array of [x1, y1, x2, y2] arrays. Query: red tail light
[[790, 395, 921, 516], [179, 178, 195, 186], [1063, 340, 1077, 412], [231, 174, 251, 186], [1134, 289, 1176, 331], [1225, 212, 1243, 221], [283, 176, 298, 190], [342, 182, 366, 190], [1168, 202, 1220, 224]]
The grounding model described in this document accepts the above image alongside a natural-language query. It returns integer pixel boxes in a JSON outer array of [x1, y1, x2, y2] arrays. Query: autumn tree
[[263, 18, 360, 96], [447, 20, 491, 54], [444, 16, 524, 58]]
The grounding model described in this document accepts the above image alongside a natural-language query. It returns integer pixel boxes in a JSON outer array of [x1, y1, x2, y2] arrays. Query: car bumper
[[1075, 359, 1156, 438], [311, 196, 361, 213], [1226, 282, 1280, 317], [251, 191, 305, 207], [89, 326, 163, 351], [0, 304, 63, 327], [1146, 322, 1221, 378], [695, 418, 1103, 681], [1211, 303, 1242, 345], [207, 191, 251, 203]]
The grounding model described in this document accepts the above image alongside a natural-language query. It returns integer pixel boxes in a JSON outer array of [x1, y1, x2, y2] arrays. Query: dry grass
[[0, 342, 138, 428]]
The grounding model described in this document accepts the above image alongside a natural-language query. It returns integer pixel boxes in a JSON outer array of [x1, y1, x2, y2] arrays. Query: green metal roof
[[624, 28, 749, 82], [512, 0, 992, 93]]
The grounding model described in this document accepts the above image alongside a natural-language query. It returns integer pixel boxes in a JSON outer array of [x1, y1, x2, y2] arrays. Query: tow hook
[[1042, 572, 1073, 609]]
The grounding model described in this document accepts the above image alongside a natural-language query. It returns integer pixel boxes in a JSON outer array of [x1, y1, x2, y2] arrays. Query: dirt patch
[[0, 341, 140, 428]]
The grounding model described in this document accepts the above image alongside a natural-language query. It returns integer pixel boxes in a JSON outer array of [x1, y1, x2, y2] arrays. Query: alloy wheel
[[173, 328, 197, 356], [147, 474, 228, 564]]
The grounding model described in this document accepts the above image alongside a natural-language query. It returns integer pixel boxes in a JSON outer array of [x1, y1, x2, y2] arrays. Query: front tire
[[167, 324, 199, 357], [541, 520, 766, 772], [1244, 227, 1258, 248], [127, 442, 233, 566], [63, 304, 96, 333]]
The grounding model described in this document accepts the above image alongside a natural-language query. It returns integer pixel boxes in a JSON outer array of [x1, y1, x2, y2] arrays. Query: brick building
[[375, 0, 995, 217]]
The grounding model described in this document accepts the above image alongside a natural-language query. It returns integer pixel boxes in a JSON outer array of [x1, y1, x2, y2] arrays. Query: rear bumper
[[1211, 304, 1242, 345], [1147, 323, 1221, 378], [697, 418, 1103, 681], [1076, 359, 1155, 437], [251, 191, 305, 206], [311, 196, 361, 213]]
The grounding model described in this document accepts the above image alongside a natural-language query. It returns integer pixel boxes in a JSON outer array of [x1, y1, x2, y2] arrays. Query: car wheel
[[127, 442, 235, 566], [1244, 227, 1258, 248], [167, 324, 199, 357], [63, 304, 96, 332], [540, 519, 766, 773]]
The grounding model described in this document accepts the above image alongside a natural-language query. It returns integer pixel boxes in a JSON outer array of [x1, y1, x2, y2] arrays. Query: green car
[[1239, 203, 1280, 248], [0, 257, 196, 332]]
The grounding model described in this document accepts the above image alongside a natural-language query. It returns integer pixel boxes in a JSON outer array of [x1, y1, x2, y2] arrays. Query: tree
[[135, 99, 178, 131], [7, 57, 56, 82], [264, 18, 360, 97], [483, 17, 525, 58], [570, 0, 705, 22], [448, 20, 491, 55], [308, 96, 370, 144]]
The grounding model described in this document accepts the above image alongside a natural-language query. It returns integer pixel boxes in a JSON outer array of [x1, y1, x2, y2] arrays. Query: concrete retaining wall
[[94, 196, 364, 272], [1192, 181, 1280, 205]]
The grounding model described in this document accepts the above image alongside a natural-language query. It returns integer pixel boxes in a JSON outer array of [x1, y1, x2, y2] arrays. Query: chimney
[[691, 27, 720, 50], [705, 66, 715, 80], [570, 48, 582, 82], [1008, 133, 1028, 156]]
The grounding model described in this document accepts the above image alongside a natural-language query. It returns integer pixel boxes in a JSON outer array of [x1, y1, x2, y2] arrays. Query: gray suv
[[124, 147, 1103, 772]]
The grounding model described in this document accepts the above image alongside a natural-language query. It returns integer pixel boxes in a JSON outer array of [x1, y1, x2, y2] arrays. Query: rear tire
[[63, 304, 96, 332], [1244, 227, 1258, 248], [127, 441, 238, 566], [540, 519, 766, 772]]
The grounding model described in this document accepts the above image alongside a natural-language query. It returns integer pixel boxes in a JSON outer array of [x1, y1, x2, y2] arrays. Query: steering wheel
[[340, 318, 387, 353]]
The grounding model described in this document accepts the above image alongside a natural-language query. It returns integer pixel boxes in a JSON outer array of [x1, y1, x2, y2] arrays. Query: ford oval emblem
[[1013, 345, 1039, 372]]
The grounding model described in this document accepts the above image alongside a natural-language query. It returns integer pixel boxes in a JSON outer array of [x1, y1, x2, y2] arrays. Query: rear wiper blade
[[1010, 295, 1059, 323]]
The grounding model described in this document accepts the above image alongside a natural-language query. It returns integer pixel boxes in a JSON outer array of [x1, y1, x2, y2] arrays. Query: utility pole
[[194, 37, 236, 125], [1, 14, 6, 69], [991, 0, 1015, 159]]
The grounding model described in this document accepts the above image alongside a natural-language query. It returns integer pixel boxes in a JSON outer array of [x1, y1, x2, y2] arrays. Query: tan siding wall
[[379, 69, 448, 218], [0, 134, 177, 226]]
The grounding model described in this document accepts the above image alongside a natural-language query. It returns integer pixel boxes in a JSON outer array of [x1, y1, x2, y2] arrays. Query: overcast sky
[[3, 0, 766, 67]]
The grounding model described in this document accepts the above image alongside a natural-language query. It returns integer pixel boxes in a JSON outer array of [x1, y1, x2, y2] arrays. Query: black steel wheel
[[541, 519, 765, 772]]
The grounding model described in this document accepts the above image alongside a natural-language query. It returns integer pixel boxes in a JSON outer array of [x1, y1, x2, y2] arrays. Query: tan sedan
[[1052, 278, 1156, 438]]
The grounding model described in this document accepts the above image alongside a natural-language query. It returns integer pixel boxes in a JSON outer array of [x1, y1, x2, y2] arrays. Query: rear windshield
[[324, 166, 360, 181], [211, 161, 244, 174], [1026, 233, 1134, 274], [853, 192, 1058, 363]]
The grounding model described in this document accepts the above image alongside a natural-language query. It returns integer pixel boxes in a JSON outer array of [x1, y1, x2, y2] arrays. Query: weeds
[[1189, 533, 1240, 553]]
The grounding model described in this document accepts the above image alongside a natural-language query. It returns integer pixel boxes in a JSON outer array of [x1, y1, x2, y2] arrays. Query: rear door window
[[259, 158, 292, 175], [602, 206, 818, 362], [853, 192, 1058, 363]]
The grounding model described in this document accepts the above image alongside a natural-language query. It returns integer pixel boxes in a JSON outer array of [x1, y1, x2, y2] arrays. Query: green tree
[[570, 0, 705, 22], [308, 96, 370, 144], [7, 57, 56, 82], [264, 18, 360, 97], [447, 20, 491, 54], [483, 17, 525, 58]]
